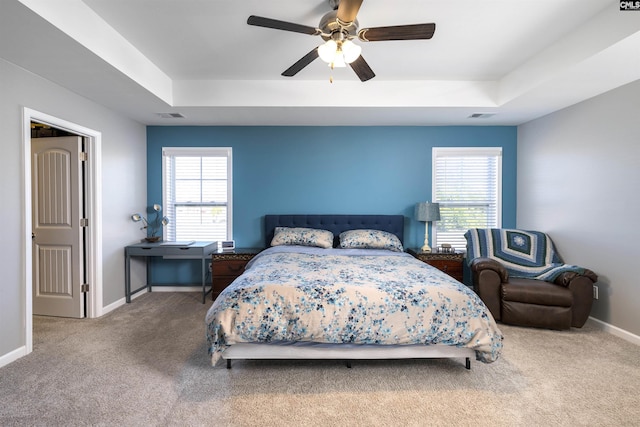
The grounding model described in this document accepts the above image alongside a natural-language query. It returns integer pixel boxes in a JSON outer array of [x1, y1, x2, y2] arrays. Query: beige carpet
[[0, 292, 638, 426]]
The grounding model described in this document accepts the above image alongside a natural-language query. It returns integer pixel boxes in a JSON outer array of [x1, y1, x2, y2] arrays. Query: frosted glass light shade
[[318, 39, 360, 68], [318, 40, 338, 63], [330, 53, 347, 68], [342, 40, 361, 63]]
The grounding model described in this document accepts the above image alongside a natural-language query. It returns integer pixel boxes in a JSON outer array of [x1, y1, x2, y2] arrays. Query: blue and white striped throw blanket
[[464, 228, 587, 281]]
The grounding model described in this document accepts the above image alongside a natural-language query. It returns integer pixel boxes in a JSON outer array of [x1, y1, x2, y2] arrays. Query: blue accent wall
[[146, 126, 517, 284]]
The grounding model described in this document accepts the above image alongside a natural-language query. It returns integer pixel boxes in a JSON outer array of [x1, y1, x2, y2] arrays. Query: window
[[162, 147, 232, 242], [432, 147, 502, 251]]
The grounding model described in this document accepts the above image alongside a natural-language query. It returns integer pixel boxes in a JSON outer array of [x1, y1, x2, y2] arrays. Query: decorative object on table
[[437, 243, 455, 254], [131, 204, 169, 242], [414, 201, 440, 253], [218, 240, 236, 252]]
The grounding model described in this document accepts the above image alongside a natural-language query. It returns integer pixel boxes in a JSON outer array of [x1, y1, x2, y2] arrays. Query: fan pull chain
[[329, 63, 335, 83]]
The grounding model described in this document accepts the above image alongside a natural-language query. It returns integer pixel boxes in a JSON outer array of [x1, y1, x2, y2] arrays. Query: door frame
[[22, 108, 103, 354]]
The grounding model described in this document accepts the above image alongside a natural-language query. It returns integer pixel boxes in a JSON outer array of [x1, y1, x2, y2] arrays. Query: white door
[[32, 136, 85, 318]]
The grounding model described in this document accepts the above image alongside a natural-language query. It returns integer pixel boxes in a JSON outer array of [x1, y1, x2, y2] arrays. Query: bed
[[205, 214, 503, 369]]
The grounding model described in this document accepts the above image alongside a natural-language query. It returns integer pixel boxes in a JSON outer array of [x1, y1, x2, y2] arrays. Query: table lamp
[[415, 202, 440, 253]]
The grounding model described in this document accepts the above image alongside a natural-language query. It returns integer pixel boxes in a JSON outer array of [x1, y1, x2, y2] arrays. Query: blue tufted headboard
[[264, 214, 405, 248]]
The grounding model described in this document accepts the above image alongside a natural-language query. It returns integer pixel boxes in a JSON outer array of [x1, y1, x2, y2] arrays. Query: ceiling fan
[[247, 0, 436, 82]]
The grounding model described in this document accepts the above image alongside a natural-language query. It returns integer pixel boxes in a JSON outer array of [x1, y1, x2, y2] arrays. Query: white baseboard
[[0, 346, 27, 369], [151, 286, 202, 292], [587, 316, 640, 346], [102, 295, 128, 315], [102, 287, 203, 316]]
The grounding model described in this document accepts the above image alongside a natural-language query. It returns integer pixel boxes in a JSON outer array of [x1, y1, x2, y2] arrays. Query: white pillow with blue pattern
[[339, 229, 404, 252], [271, 227, 334, 249]]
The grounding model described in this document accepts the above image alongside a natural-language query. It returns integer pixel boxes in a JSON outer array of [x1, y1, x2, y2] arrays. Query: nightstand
[[211, 248, 262, 300], [407, 249, 464, 282]]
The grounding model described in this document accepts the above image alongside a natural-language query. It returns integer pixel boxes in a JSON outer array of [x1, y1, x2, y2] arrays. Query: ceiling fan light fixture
[[329, 51, 347, 68], [318, 38, 360, 68], [341, 39, 361, 63], [318, 39, 346, 68], [318, 39, 338, 63]]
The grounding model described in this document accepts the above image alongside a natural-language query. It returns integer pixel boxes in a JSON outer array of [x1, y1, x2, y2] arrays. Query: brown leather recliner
[[470, 257, 597, 330]]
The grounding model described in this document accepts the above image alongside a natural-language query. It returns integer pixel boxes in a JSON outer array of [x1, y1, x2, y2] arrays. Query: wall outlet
[[593, 284, 599, 300]]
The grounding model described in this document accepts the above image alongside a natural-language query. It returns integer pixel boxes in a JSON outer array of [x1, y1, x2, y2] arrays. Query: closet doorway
[[22, 108, 103, 353]]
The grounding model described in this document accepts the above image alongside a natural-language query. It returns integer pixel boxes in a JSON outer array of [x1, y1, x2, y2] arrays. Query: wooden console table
[[124, 241, 217, 303]]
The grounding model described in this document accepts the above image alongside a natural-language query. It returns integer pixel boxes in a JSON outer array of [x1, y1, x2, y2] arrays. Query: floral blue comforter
[[206, 246, 503, 365]]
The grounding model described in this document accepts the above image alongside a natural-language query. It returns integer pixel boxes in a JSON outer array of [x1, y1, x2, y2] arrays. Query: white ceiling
[[1, 0, 639, 126]]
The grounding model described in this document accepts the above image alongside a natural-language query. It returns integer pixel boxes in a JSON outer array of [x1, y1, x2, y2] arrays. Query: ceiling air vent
[[156, 112, 185, 119], [468, 113, 496, 119]]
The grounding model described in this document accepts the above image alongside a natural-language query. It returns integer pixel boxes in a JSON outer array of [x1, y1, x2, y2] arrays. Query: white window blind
[[432, 147, 502, 251], [162, 147, 232, 242]]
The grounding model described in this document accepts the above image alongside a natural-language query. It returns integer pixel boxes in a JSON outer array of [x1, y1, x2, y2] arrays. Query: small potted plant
[[131, 204, 169, 242]]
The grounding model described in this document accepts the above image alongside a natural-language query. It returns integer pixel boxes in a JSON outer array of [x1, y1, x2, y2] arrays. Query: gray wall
[[0, 58, 147, 361], [517, 80, 640, 336]]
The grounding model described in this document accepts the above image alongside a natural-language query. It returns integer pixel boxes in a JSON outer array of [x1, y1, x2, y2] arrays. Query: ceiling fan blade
[[349, 55, 375, 82], [336, 0, 363, 23], [247, 15, 319, 35], [358, 23, 436, 42], [282, 48, 320, 77]]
